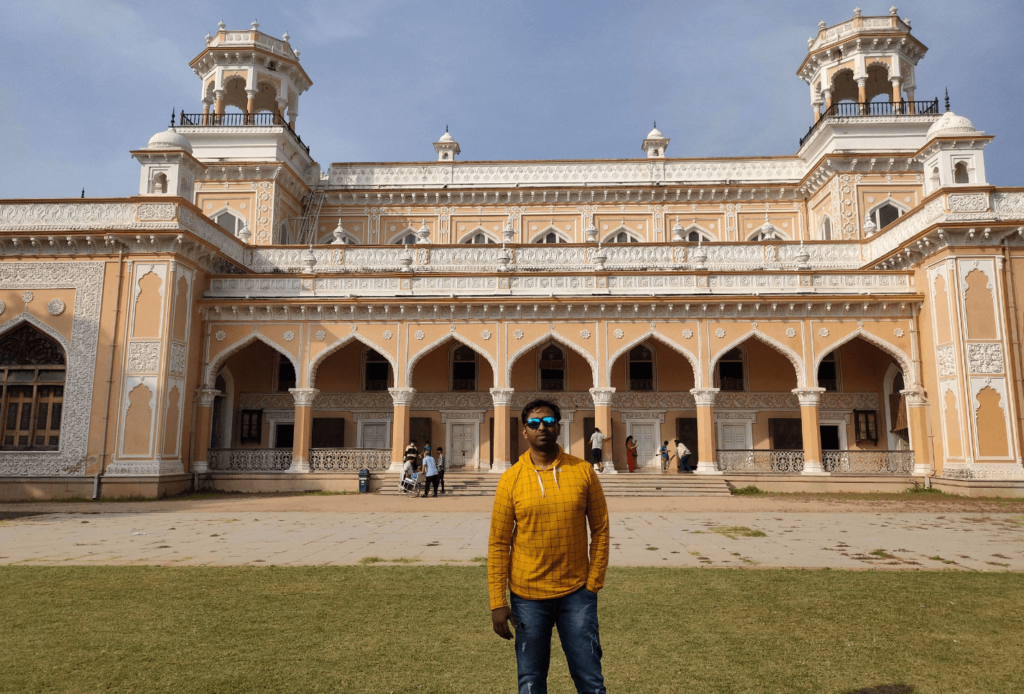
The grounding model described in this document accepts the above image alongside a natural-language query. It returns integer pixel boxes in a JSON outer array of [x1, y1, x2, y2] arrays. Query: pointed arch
[[603, 228, 641, 243], [0, 312, 71, 355], [205, 330, 299, 388], [317, 229, 359, 244], [458, 228, 499, 244], [683, 224, 714, 242], [531, 227, 570, 244], [388, 227, 419, 245], [605, 330, 701, 388], [308, 332, 399, 389], [710, 329, 805, 387], [406, 330, 498, 388], [506, 331, 598, 389], [813, 328, 915, 388]]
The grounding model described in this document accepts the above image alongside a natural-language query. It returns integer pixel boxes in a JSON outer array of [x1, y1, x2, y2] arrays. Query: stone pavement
[[1, 509, 1022, 571]]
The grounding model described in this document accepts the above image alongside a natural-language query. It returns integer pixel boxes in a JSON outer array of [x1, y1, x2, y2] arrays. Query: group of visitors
[[401, 441, 446, 497], [624, 436, 692, 472]]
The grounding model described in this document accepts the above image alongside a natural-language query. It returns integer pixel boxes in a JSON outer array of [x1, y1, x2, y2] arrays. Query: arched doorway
[[0, 324, 66, 451]]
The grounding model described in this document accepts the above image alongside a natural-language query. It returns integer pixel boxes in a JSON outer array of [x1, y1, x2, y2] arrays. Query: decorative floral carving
[[786, 328, 796, 338], [215, 330, 226, 342], [894, 328, 905, 338], [382, 330, 393, 340], [682, 329, 693, 339], [580, 330, 591, 339], [936, 346, 956, 377], [819, 327, 830, 337], [514, 330, 524, 340], [283, 330, 295, 342], [46, 298, 65, 316], [126, 341, 160, 373], [315, 330, 326, 341], [614, 329, 624, 339], [415, 330, 425, 340], [715, 328, 726, 338], [967, 343, 1004, 374], [947, 193, 988, 212], [481, 330, 492, 340], [21, 291, 33, 303], [351, 325, 358, 332], [169, 343, 187, 376]]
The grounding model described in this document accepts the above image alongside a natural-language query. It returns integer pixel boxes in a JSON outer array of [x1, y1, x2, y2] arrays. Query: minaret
[[434, 126, 461, 161], [641, 123, 669, 159], [797, 6, 927, 123]]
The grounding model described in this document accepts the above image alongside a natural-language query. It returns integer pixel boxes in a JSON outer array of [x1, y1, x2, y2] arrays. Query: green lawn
[[1, 567, 1021, 693]]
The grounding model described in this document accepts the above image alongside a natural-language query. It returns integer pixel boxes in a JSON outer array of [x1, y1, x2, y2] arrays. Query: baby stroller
[[400, 472, 422, 497]]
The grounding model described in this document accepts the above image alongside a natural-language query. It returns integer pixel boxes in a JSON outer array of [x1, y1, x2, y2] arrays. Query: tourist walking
[[489, 399, 609, 694], [404, 441, 419, 471], [421, 451, 439, 497], [589, 427, 606, 473], [676, 439, 691, 472], [660, 441, 670, 471], [625, 435, 637, 473], [435, 447, 446, 494]]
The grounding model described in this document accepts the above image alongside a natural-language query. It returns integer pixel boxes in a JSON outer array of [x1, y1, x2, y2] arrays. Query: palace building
[[3, 9, 1024, 498]]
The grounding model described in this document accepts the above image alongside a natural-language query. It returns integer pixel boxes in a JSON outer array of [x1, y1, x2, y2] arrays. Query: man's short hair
[[521, 399, 562, 425]]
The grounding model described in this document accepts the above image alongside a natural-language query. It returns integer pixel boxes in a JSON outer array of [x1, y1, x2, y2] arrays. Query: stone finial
[[853, 6, 862, 17], [331, 219, 347, 244], [283, 31, 290, 41], [889, 5, 898, 16], [818, 18, 826, 30], [218, 20, 226, 30], [251, 19, 259, 30]]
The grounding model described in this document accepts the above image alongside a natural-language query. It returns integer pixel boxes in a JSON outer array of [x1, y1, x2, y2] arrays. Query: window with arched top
[[539, 344, 566, 391], [867, 202, 904, 231], [821, 216, 833, 241], [817, 351, 840, 391], [451, 345, 477, 391], [627, 344, 655, 391], [151, 172, 168, 194], [687, 230, 711, 243], [392, 230, 418, 245], [275, 354, 296, 393], [715, 347, 746, 392], [213, 209, 246, 236], [363, 349, 392, 391], [532, 229, 568, 243], [1, 324, 66, 450], [606, 229, 640, 243], [461, 231, 496, 244], [954, 161, 970, 184]]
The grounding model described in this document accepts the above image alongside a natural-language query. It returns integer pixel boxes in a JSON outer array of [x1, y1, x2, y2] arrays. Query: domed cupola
[[641, 122, 669, 159]]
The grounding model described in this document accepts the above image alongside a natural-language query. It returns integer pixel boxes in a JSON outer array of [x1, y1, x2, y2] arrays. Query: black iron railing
[[799, 98, 940, 147], [178, 111, 311, 155]]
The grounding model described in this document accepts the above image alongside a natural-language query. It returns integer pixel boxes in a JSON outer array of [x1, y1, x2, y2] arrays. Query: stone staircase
[[376, 471, 731, 497]]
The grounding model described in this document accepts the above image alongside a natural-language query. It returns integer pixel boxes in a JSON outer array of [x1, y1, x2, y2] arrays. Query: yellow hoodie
[[487, 447, 610, 610]]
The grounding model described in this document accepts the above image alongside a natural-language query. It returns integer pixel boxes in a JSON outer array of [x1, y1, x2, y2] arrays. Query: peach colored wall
[[315, 342, 363, 392], [745, 340, 798, 391]]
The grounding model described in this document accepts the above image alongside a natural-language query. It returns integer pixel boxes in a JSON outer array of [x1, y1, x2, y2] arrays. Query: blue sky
[[2, 0, 1022, 198]]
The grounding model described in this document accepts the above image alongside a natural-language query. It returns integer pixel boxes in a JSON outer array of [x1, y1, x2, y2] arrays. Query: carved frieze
[[126, 342, 161, 374], [966, 343, 1004, 374], [936, 346, 956, 378]]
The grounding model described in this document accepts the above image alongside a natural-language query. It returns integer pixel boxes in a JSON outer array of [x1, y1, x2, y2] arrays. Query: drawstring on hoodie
[[534, 466, 561, 498]]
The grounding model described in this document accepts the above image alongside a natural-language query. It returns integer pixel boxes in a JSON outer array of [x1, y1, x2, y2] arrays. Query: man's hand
[[491, 606, 515, 640]]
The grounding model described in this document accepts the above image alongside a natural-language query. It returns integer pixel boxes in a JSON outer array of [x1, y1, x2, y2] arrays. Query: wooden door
[[362, 422, 388, 449], [675, 417, 698, 459], [632, 424, 657, 468], [451, 423, 476, 467], [312, 418, 344, 448], [410, 417, 432, 453], [720, 423, 747, 450], [769, 418, 802, 450]]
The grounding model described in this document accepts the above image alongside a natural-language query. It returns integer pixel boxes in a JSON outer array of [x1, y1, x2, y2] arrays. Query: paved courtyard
[[2, 496, 1022, 571]]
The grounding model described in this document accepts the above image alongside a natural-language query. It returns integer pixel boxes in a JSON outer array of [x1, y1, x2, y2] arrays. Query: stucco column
[[388, 387, 416, 472], [905, 88, 916, 113], [245, 89, 257, 123], [214, 89, 225, 116], [288, 388, 318, 472], [490, 388, 514, 473], [902, 388, 932, 475], [793, 388, 828, 475], [890, 77, 903, 108], [201, 99, 212, 125], [276, 100, 287, 124], [691, 388, 721, 475], [822, 88, 833, 113], [589, 388, 617, 473], [192, 388, 220, 473], [856, 78, 867, 113]]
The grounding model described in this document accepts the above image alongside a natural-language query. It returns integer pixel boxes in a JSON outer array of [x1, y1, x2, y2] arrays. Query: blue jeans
[[510, 587, 606, 694]]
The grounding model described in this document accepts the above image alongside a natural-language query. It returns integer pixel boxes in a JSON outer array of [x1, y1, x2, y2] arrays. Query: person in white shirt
[[589, 428, 606, 472], [676, 439, 691, 472], [421, 453, 439, 497]]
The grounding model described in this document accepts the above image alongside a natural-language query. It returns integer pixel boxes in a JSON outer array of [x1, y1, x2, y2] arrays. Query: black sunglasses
[[525, 416, 559, 430]]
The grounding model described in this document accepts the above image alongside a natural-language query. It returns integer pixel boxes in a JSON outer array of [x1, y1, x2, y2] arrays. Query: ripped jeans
[[509, 587, 606, 694]]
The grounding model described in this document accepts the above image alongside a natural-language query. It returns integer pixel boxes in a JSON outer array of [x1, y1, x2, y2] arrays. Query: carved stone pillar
[[902, 388, 932, 475], [388, 387, 416, 472], [793, 388, 828, 475], [192, 388, 220, 473], [890, 77, 903, 108], [214, 89, 225, 116], [490, 388, 514, 473], [201, 99, 212, 125], [822, 87, 833, 113], [245, 89, 257, 122], [589, 388, 617, 473], [905, 88, 916, 113], [691, 388, 721, 474], [276, 100, 287, 123], [288, 388, 318, 473]]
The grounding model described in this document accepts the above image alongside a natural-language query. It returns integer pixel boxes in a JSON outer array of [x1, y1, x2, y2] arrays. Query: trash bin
[[358, 468, 370, 493]]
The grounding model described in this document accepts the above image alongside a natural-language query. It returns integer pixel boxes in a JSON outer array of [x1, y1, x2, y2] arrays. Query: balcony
[[208, 448, 292, 471], [310, 448, 391, 472], [799, 99, 940, 147], [178, 111, 310, 155]]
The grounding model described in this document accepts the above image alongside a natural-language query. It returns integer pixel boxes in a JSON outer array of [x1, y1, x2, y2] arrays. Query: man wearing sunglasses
[[488, 399, 609, 694]]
